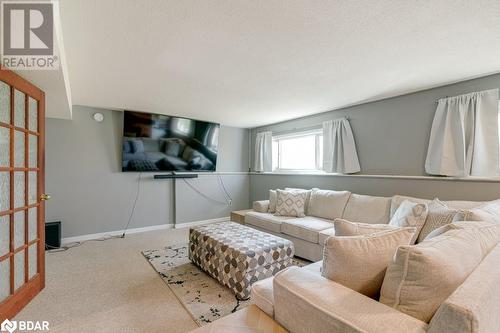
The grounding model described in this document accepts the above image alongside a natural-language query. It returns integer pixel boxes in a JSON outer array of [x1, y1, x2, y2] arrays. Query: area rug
[[142, 244, 308, 326]]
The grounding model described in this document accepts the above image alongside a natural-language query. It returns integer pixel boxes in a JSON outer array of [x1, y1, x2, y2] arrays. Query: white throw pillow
[[334, 219, 397, 237], [274, 189, 308, 217], [268, 190, 277, 213], [380, 222, 500, 322], [390, 195, 432, 218], [308, 189, 351, 220], [389, 200, 428, 244], [416, 199, 470, 243], [322, 228, 415, 298], [468, 199, 500, 223]]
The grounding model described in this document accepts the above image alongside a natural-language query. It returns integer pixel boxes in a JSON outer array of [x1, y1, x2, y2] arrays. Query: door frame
[[0, 65, 45, 320]]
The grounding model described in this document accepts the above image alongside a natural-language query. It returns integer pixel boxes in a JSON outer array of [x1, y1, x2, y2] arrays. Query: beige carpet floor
[[14, 228, 199, 333]]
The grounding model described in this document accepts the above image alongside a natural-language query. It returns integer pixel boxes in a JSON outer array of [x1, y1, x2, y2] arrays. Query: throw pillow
[[389, 200, 428, 244], [322, 228, 415, 298], [379, 222, 500, 322], [274, 189, 308, 217], [416, 199, 470, 243], [165, 141, 182, 156], [468, 199, 500, 223], [268, 190, 277, 213], [390, 195, 432, 218], [334, 219, 397, 236], [129, 139, 145, 153], [308, 189, 351, 220], [284, 188, 314, 214]]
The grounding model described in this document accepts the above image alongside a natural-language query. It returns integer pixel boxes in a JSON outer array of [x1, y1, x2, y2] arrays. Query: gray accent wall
[[250, 73, 500, 202], [45, 106, 250, 238]]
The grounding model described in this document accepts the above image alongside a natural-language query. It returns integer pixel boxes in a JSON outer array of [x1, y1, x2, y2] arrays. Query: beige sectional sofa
[[245, 190, 498, 261], [246, 189, 500, 333]]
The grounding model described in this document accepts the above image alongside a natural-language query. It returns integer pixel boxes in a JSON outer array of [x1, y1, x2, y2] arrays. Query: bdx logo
[[1, 1, 58, 70]]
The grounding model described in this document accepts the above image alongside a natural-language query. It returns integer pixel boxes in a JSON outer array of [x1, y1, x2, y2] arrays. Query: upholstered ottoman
[[189, 221, 295, 299]]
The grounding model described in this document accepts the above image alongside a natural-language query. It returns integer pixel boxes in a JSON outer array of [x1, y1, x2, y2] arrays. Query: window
[[272, 129, 323, 171]]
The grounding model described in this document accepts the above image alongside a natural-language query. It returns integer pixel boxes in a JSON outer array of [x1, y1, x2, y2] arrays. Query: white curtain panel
[[425, 89, 500, 177], [322, 118, 361, 174], [254, 131, 272, 172]]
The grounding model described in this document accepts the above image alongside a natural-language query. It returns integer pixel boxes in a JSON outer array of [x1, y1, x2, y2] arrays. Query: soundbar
[[153, 173, 199, 179]]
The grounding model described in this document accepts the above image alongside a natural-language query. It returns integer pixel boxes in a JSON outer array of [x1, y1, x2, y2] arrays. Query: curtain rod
[[270, 116, 351, 136]]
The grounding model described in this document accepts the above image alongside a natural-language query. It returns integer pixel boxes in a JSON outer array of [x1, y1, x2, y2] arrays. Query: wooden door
[[0, 66, 45, 320]]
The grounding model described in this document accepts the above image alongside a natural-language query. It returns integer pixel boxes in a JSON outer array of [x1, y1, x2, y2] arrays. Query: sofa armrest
[[253, 200, 270, 213], [273, 267, 428, 333]]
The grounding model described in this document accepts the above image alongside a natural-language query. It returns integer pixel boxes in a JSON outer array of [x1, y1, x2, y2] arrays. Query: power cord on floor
[[47, 172, 143, 253], [46, 234, 124, 253]]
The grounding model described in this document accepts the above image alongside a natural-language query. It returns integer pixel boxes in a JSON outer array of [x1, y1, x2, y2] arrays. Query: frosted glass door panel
[[13, 211, 25, 249], [14, 172, 25, 208], [0, 81, 9, 124], [14, 130, 25, 167], [29, 135, 37, 168], [14, 90, 25, 128], [0, 215, 8, 256], [0, 260, 9, 302], [28, 172, 37, 205], [28, 244, 37, 279], [28, 207, 37, 242], [0, 172, 9, 212], [0, 126, 9, 167], [14, 250, 25, 290], [28, 97, 37, 132]]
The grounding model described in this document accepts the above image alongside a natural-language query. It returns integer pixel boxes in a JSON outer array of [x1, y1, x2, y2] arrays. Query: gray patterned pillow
[[417, 199, 471, 243], [275, 189, 307, 217]]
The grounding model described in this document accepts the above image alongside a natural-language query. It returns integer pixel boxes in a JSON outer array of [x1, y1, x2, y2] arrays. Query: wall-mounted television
[[122, 111, 220, 172]]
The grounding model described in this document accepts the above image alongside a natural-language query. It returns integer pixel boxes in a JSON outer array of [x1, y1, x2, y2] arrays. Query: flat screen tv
[[122, 111, 220, 172]]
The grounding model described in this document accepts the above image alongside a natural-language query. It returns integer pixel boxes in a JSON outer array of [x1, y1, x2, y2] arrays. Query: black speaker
[[45, 221, 61, 250]]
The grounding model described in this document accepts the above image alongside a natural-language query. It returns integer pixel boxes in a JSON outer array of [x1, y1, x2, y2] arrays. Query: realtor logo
[[0, 319, 17, 333], [1, 1, 59, 70]]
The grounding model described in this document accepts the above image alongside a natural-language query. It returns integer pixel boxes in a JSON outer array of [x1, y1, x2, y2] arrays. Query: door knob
[[40, 194, 51, 201]]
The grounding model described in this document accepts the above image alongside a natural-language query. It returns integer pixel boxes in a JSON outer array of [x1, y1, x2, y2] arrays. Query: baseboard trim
[[174, 216, 230, 229], [61, 217, 230, 245]]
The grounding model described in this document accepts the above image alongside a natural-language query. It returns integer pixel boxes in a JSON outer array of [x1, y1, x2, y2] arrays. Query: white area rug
[[142, 244, 307, 326]]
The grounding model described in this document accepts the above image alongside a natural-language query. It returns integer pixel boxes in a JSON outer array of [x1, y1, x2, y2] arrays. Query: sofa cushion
[[380, 222, 500, 323], [275, 189, 308, 217], [322, 228, 415, 298], [245, 211, 293, 233], [281, 217, 334, 243], [389, 201, 428, 244], [390, 195, 432, 218], [269, 190, 277, 213], [428, 243, 500, 333], [334, 219, 397, 237], [319, 227, 336, 245], [308, 189, 351, 220], [251, 277, 275, 317], [417, 199, 470, 243], [342, 194, 392, 224]]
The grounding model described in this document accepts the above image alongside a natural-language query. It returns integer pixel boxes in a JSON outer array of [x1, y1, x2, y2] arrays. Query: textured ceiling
[[59, 0, 500, 127]]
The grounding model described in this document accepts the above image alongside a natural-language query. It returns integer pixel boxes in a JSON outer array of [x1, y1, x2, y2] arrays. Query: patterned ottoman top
[[190, 221, 294, 268]]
